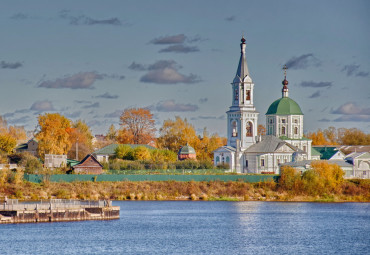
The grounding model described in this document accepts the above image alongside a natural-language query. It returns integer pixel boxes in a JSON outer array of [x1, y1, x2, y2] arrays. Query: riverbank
[[1, 179, 369, 202]]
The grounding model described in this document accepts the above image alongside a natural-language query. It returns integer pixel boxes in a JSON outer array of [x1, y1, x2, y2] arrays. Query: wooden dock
[[0, 199, 120, 224]]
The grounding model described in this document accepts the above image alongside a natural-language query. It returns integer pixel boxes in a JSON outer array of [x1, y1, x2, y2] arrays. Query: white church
[[214, 37, 315, 174]]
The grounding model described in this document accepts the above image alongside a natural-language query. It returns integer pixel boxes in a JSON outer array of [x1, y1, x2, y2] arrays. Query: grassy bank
[[1, 178, 369, 202]]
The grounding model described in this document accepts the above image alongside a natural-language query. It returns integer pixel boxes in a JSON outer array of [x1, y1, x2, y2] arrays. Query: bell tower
[[227, 37, 259, 150]]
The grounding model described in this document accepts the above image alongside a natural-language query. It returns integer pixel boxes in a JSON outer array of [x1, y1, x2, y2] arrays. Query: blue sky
[[1, 0, 369, 136]]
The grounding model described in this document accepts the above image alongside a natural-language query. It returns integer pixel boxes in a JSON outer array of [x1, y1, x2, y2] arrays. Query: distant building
[[44, 154, 67, 168], [345, 152, 370, 179], [73, 154, 103, 174], [312, 146, 346, 160], [15, 138, 38, 156], [178, 144, 196, 160]]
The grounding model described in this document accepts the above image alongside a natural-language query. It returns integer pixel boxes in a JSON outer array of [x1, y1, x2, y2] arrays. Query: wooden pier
[[0, 199, 120, 224]]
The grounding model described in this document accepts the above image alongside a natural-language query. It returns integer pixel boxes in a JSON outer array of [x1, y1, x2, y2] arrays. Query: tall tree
[[67, 120, 94, 160], [338, 128, 370, 145], [157, 116, 199, 153], [106, 124, 117, 141], [36, 113, 72, 159], [0, 133, 17, 154], [117, 108, 156, 144]]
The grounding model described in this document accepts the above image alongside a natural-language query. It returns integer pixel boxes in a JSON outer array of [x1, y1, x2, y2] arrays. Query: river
[[0, 201, 369, 254]]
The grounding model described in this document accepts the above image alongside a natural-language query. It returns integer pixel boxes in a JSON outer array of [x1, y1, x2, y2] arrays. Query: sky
[[1, 0, 369, 137]]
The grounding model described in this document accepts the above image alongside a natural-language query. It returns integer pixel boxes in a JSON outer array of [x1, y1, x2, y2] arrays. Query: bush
[[20, 153, 43, 174], [132, 146, 151, 161], [216, 163, 230, 169], [279, 166, 303, 192], [115, 145, 134, 160]]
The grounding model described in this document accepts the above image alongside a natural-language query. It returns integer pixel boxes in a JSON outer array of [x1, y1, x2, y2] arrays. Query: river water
[[0, 201, 369, 254]]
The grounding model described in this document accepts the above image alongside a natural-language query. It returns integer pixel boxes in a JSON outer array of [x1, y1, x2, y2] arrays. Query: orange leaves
[[118, 108, 156, 144]]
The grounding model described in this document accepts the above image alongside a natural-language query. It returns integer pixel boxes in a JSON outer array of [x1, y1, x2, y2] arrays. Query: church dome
[[178, 144, 196, 155], [266, 97, 303, 115]]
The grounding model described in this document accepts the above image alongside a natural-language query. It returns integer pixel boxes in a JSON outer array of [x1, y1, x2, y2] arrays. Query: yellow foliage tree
[[67, 120, 94, 160], [0, 133, 17, 154], [118, 108, 156, 144], [36, 113, 72, 159]]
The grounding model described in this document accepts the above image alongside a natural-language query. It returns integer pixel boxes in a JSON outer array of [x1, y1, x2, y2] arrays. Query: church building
[[213, 37, 313, 174]]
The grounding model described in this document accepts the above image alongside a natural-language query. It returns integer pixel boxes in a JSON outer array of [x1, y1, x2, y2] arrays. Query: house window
[[232, 121, 238, 137], [261, 159, 265, 167], [282, 126, 286, 135], [246, 90, 251, 100], [294, 127, 298, 135], [246, 122, 253, 137]]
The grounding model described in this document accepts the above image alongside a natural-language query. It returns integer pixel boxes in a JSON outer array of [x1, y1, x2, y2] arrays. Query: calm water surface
[[0, 201, 369, 254]]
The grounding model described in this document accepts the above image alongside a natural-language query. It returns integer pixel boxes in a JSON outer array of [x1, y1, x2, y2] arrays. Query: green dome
[[266, 97, 303, 115], [178, 145, 196, 155]]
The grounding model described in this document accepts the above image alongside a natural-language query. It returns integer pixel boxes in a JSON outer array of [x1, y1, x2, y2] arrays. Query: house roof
[[312, 146, 340, 160], [67, 159, 80, 167], [281, 160, 353, 168], [93, 143, 156, 155], [245, 135, 301, 153], [311, 147, 321, 156], [213, 146, 236, 153], [74, 154, 103, 168], [345, 152, 370, 160]]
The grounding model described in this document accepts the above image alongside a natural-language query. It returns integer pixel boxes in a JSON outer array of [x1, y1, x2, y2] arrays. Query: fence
[[24, 174, 279, 183], [0, 199, 108, 211]]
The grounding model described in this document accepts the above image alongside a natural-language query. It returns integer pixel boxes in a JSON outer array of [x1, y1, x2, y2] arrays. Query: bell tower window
[[246, 121, 253, 137], [246, 90, 251, 100], [294, 127, 298, 135], [232, 121, 238, 137]]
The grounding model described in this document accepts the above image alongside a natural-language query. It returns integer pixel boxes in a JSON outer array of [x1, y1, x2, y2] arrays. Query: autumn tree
[[0, 133, 17, 154], [337, 128, 370, 145], [117, 108, 156, 144], [67, 120, 94, 160], [157, 116, 199, 152], [106, 124, 117, 142], [36, 113, 72, 159], [195, 128, 226, 160], [307, 127, 369, 145], [306, 129, 330, 145], [257, 124, 266, 136]]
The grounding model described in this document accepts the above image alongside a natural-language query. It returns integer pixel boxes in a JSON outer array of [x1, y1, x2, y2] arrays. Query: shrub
[[279, 166, 303, 192], [115, 145, 134, 160], [132, 146, 151, 161], [20, 153, 43, 174], [216, 163, 230, 169]]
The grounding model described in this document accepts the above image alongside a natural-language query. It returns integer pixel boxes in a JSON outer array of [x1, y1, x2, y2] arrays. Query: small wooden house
[[73, 154, 103, 174]]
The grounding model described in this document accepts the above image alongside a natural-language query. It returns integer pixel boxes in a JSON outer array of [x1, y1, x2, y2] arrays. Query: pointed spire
[[282, 65, 289, 98], [235, 36, 250, 82]]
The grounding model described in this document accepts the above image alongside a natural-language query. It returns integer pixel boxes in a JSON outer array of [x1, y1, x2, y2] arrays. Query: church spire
[[235, 36, 250, 81], [282, 65, 289, 98]]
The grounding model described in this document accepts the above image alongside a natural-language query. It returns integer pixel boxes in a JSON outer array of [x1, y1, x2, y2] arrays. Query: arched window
[[234, 89, 238, 101], [246, 90, 251, 100], [226, 156, 230, 163], [216, 156, 220, 164], [294, 127, 298, 135], [281, 126, 286, 135], [246, 122, 253, 137], [232, 121, 238, 137]]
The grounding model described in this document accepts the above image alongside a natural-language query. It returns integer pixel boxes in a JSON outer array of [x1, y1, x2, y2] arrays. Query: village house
[[73, 154, 103, 174], [15, 138, 38, 156]]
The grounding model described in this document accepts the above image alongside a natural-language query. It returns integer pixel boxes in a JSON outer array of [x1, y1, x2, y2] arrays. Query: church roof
[[266, 97, 303, 115], [233, 37, 251, 83], [178, 144, 196, 155], [245, 135, 301, 153]]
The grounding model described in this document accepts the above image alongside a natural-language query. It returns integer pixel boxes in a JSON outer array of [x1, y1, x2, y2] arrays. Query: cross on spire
[[283, 64, 288, 78]]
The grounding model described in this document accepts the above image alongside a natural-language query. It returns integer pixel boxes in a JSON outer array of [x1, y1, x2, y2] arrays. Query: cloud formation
[[153, 100, 198, 112], [10, 13, 29, 20], [104, 110, 122, 118], [285, 53, 321, 70], [331, 102, 370, 115], [300, 81, 332, 88], [199, 98, 208, 104], [130, 60, 201, 84], [95, 92, 119, 99], [82, 102, 100, 109], [333, 115, 370, 122], [7, 116, 31, 125], [150, 34, 186, 44], [38, 72, 123, 89], [308, 90, 321, 98], [159, 45, 199, 53], [1, 61, 23, 69], [64, 111, 82, 118], [225, 16, 236, 22], [30, 101, 55, 111], [60, 10, 122, 26], [341, 64, 369, 77]]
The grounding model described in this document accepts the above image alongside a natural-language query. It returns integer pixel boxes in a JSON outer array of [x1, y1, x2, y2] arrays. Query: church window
[[246, 122, 253, 137], [269, 118, 273, 124], [232, 121, 238, 137], [281, 126, 286, 135], [226, 156, 230, 163], [216, 156, 220, 164], [281, 119, 286, 123], [246, 90, 251, 100], [294, 127, 298, 135], [294, 119, 298, 124], [234, 89, 238, 101], [277, 159, 280, 165], [303, 146, 307, 152], [260, 158, 265, 167], [245, 160, 248, 167]]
